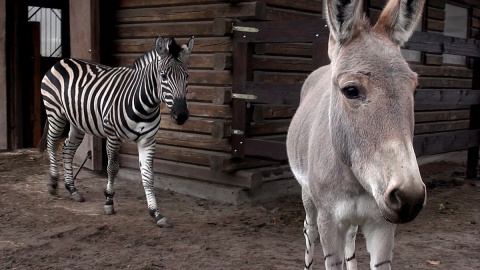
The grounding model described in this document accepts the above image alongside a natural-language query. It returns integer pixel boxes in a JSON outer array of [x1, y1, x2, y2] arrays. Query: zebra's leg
[[103, 138, 121, 215], [62, 126, 86, 202], [362, 220, 396, 270], [345, 225, 358, 270], [137, 140, 172, 228], [45, 117, 68, 195], [302, 189, 319, 270]]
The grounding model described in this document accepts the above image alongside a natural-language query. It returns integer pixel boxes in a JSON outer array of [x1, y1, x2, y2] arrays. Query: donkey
[[286, 0, 427, 268]]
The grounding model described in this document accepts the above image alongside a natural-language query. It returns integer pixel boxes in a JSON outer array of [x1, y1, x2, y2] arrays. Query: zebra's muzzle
[[170, 98, 189, 125]]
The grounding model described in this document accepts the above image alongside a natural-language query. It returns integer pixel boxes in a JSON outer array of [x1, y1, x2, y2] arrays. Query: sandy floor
[[0, 149, 479, 269]]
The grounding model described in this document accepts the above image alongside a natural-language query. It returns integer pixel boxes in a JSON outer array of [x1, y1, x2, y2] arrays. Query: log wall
[[109, 0, 479, 190]]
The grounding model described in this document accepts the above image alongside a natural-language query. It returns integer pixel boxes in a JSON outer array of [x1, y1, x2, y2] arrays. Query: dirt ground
[[0, 149, 479, 270]]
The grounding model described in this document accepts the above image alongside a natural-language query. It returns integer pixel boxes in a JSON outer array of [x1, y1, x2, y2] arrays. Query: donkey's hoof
[[156, 217, 173, 228], [70, 191, 85, 202], [47, 185, 57, 196], [104, 205, 115, 215]]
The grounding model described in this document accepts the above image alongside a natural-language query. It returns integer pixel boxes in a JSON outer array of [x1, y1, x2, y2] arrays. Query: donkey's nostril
[[386, 188, 402, 212]]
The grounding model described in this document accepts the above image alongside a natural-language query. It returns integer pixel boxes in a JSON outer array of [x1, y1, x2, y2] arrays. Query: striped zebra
[[39, 36, 194, 227]]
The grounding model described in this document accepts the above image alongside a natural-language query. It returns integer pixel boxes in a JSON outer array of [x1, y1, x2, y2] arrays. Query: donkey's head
[[155, 36, 194, 125], [326, 0, 426, 223]]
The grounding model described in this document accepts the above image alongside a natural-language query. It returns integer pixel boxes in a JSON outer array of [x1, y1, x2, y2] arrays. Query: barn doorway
[[7, 1, 69, 148]]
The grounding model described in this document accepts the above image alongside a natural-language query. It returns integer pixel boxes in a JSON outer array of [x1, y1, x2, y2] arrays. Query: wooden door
[[69, 0, 102, 170]]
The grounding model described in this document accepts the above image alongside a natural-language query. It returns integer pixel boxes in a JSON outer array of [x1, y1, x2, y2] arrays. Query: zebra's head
[[155, 36, 194, 125]]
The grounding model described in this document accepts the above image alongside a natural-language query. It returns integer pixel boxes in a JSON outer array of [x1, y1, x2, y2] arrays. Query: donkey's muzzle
[[383, 184, 426, 224], [170, 98, 189, 125]]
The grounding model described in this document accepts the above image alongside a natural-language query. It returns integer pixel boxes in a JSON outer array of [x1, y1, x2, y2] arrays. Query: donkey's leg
[[62, 126, 86, 202], [302, 189, 319, 270], [45, 117, 68, 195], [103, 138, 121, 215], [344, 225, 358, 270], [317, 216, 349, 270], [362, 220, 396, 270], [138, 140, 171, 228]]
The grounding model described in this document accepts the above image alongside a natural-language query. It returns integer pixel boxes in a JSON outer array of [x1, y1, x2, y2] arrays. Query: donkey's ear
[[373, 0, 426, 46], [325, 0, 362, 46], [180, 36, 194, 60], [155, 36, 169, 57]]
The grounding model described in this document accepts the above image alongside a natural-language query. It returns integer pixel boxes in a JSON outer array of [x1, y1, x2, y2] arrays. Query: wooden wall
[[112, 0, 321, 187], [110, 0, 478, 188]]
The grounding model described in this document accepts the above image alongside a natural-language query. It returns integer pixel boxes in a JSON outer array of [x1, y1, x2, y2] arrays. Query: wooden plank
[[254, 43, 312, 57], [114, 19, 232, 38], [156, 130, 231, 152], [265, 8, 319, 21], [115, 2, 266, 23], [233, 18, 330, 43], [121, 142, 231, 167], [415, 89, 480, 107], [413, 129, 480, 156], [250, 119, 290, 135], [187, 86, 231, 104], [410, 64, 472, 78], [252, 55, 313, 72], [160, 102, 232, 118], [252, 104, 296, 122], [414, 110, 470, 123], [419, 77, 472, 89], [245, 82, 302, 105], [113, 37, 232, 54], [244, 138, 288, 161], [159, 115, 230, 139], [111, 53, 232, 70], [254, 71, 309, 84], [404, 31, 480, 58], [263, 0, 322, 13], [427, 7, 445, 20], [414, 120, 469, 134], [119, 153, 262, 189]]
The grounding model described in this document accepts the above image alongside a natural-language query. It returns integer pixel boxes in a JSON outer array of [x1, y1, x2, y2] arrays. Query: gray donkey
[[286, 0, 427, 269]]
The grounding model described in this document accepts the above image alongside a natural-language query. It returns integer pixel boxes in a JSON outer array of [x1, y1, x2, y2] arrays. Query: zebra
[[38, 36, 194, 227]]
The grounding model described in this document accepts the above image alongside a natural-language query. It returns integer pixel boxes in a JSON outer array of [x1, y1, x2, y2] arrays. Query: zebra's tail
[[38, 120, 49, 153]]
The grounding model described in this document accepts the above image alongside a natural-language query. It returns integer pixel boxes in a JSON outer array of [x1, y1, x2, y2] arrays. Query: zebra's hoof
[[48, 185, 57, 196], [70, 191, 85, 202], [104, 205, 115, 215], [156, 217, 173, 228]]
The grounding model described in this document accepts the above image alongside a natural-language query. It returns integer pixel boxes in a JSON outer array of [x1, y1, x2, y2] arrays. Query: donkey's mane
[[133, 38, 182, 70]]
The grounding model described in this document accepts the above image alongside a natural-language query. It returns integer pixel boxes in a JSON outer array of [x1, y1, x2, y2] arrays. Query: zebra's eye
[[161, 74, 168, 82]]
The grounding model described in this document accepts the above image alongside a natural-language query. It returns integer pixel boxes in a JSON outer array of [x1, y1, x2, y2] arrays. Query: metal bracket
[[232, 26, 259, 33], [232, 93, 257, 100], [232, 129, 244, 135]]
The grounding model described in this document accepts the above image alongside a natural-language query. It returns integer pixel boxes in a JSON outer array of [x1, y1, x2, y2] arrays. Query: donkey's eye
[[341, 86, 360, 99], [161, 74, 168, 82]]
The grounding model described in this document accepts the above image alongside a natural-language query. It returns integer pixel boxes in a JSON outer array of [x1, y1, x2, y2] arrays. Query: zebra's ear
[[373, 0, 426, 46], [180, 36, 194, 60], [155, 36, 169, 57]]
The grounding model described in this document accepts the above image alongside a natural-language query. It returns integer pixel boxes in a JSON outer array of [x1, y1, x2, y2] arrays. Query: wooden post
[[231, 41, 253, 158], [466, 34, 480, 179], [0, 0, 7, 149], [70, 0, 103, 170]]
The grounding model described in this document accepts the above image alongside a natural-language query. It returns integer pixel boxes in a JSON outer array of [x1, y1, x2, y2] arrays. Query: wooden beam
[[0, 0, 7, 149], [119, 153, 263, 189]]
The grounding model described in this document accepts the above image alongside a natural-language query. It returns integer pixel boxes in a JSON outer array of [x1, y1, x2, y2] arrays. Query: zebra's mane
[[133, 38, 182, 70]]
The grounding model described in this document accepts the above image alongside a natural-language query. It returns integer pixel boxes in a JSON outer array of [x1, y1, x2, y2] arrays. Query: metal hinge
[[232, 26, 259, 33], [232, 93, 257, 100], [232, 129, 244, 135]]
